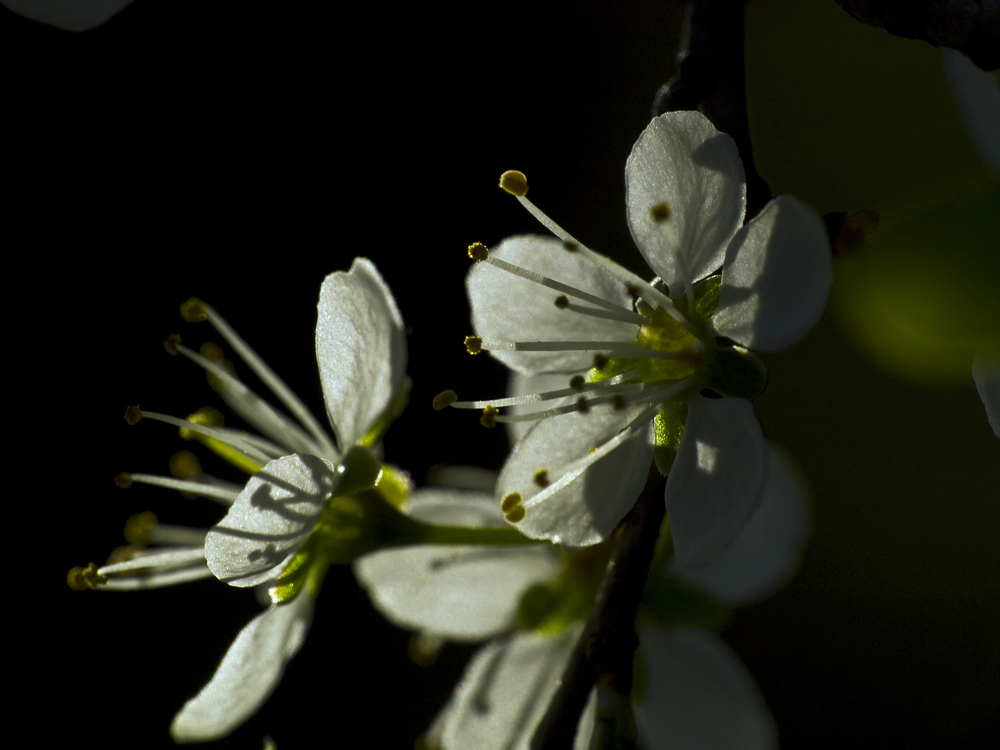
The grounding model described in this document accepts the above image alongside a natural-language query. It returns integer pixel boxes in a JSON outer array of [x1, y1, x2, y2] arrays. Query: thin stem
[[530, 465, 666, 750], [653, 0, 772, 219]]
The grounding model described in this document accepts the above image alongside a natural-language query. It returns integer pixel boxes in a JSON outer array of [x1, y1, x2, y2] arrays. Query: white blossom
[[449, 111, 831, 566], [72, 258, 409, 742]]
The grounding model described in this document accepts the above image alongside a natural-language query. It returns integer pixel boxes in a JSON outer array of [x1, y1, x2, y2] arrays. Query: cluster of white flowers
[[68, 110, 845, 748]]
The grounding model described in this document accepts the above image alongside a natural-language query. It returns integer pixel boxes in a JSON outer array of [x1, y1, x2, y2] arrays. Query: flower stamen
[[559, 300, 651, 326], [173, 343, 320, 457], [119, 472, 239, 506], [475, 250, 637, 315], [498, 171, 695, 332], [180, 298, 339, 459], [132, 408, 273, 467], [466, 339, 642, 354]]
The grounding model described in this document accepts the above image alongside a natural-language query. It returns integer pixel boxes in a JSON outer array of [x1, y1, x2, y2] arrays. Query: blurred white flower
[[355, 446, 809, 749], [944, 50, 1000, 437]]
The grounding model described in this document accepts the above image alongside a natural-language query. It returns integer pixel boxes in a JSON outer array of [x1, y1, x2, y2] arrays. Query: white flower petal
[[171, 592, 315, 743], [467, 235, 635, 374], [635, 628, 777, 750], [665, 396, 767, 568], [2, 0, 132, 31], [354, 545, 559, 640], [437, 626, 582, 750], [497, 402, 654, 546], [944, 49, 1000, 174], [713, 195, 832, 352], [972, 352, 1000, 437], [626, 111, 746, 293], [354, 490, 561, 640], [668, 444, 810, 606], [316, 257, 407, 449], [205, 454, 338, 587], [405, 488, 507, 524]]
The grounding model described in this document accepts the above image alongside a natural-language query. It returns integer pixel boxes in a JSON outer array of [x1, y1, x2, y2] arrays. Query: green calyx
[[700, 342, 768, 400]]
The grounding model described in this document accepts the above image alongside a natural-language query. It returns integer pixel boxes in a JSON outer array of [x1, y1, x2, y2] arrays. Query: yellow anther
[[180, 297, 207, 323], [114, 472, 133, 489], [67, 563, 108, 591], [124, 511, 158, 546], [170, 450, 202, 479], [612, 394, 626, 410], [505, 505, 526, 523], [123, 405, 143, 425], [499, 170, 529, 197], [480, 405, 498, 429], [562, 240, 579, 252], [408, 632, 444, 668], [163, 333, 182, 356], [570, 375, 585, 390], [576, 396, 590, 414], [432, 390, 458, 411], [106, 545, 139, 566], [501, 492, 522, 513], [648, 202, 672, 223], [464, 336, 483, 355], [199, 341, 225, 361], [533, 469, 550, 488], [554, 295, 570, 309], [198, 342, 236, 392], [179, 406, 225, 440], [467, 242, 490, 262]]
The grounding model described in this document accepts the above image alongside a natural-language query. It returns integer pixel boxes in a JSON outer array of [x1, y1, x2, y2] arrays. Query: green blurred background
[[11, 0, 995, 746]]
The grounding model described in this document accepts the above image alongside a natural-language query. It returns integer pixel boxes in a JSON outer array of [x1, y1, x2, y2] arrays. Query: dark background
[[6, 1, 996, 747]]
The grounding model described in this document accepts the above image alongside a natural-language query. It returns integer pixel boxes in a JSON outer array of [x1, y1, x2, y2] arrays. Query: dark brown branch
[[653, 0, 772, 220], [834, 0, 1000, 71], [530, 467, 667, 750]]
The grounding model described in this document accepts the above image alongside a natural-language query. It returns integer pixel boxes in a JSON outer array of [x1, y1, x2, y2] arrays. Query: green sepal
[[692, 274, 721, 320], [267, 543, 313, 603], [702, 345, 768, 401], [374, 463, 412, 510], [637, 576, 731, 631], [652, 400, 687, 476], [267, 536, 333, 604], [516, 579, 594, 634], [337, 445, 384, 496]]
